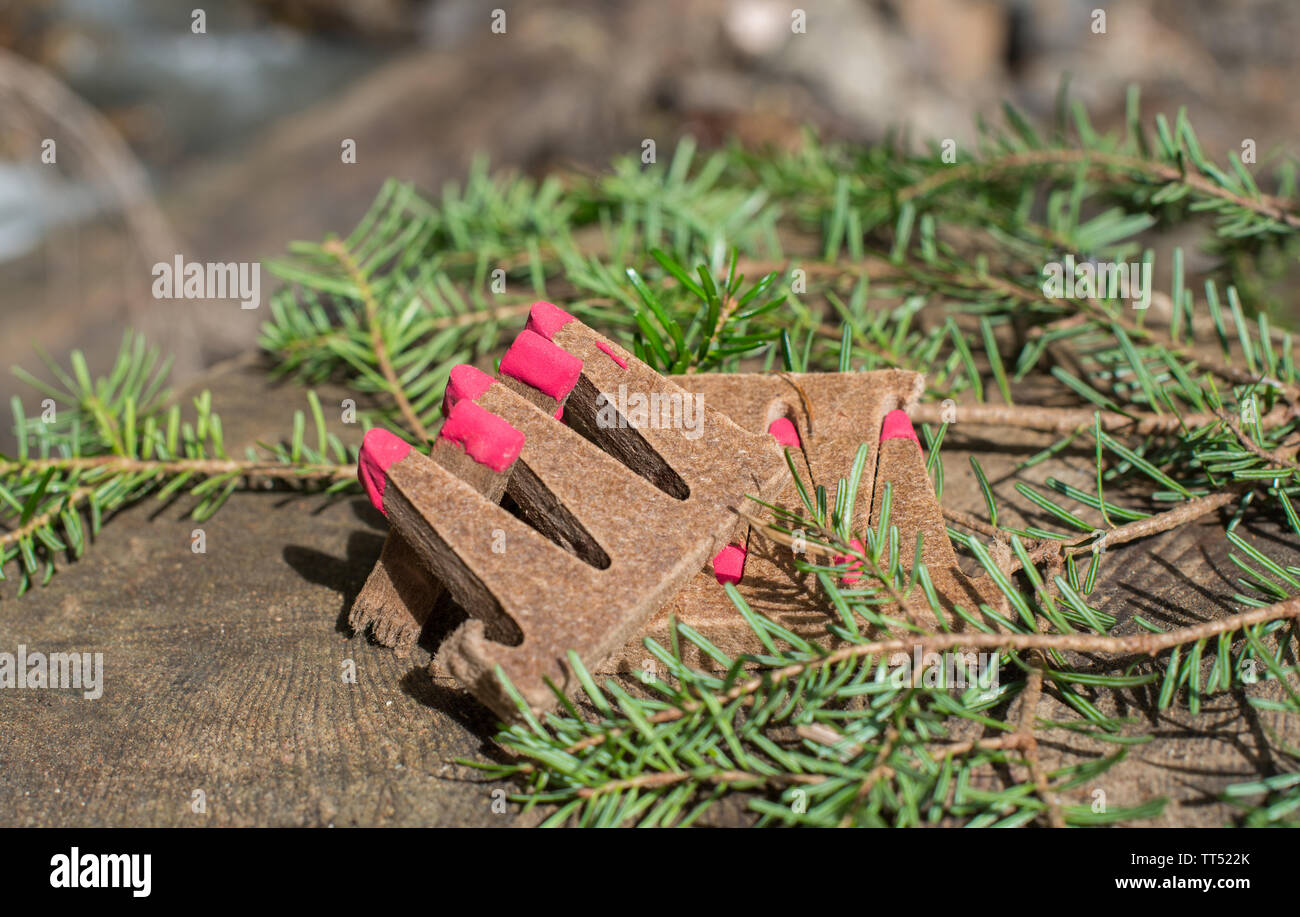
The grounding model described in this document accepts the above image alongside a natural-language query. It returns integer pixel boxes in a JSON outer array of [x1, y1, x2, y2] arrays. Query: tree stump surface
[[1, 356, 1295, 827]]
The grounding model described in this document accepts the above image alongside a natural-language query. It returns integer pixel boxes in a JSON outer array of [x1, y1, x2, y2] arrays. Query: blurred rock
[[3, 0, 1300, 425]]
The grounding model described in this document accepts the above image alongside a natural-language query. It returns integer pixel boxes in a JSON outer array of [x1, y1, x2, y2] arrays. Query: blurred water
[[51, 0, 389, 172], [1, 0, 391, 261], [0, 163, 102, 260]]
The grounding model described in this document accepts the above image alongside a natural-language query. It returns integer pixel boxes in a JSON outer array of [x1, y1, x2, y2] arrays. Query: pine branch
[[321, 237, 430, 443], [899, 148, 1300, 230], [0, 456, 354, 479], [912, 400, 1294, 435], [496, 584, 1299, 781], [479, 433, 1295, 825], [2, 332, 357, 593]]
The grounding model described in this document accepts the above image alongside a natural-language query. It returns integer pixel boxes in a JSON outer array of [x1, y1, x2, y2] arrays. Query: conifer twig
[[561, 598, 1300, 756], [897, 148, 1300, 229], [0, 457, 355, 479], [996, 489, 1246, 573], [912, 402, 1295, 436], [1217, 410, 1300, 469], [322, 238, 430, 443], [0, 487, 94, 551], [1017, 666, 1066, 829]]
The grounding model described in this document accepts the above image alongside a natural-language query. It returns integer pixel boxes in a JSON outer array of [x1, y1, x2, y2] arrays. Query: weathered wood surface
[[0, 358, 529, 827], [0, 357, 1296, 826], [936, 420, 1300, 827]]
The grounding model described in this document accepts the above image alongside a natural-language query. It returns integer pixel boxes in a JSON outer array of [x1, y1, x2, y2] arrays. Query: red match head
[[524, 301, 576, 341], [443, 364, 495, 415], [768, 416, 801, 449], [438, 400, 526, 473], [832, 538, 867, 586], [712, 543, 748, 585], [880, 409, 919, 445], [358, 427, 412, 514], [499, 329, 584, 401]]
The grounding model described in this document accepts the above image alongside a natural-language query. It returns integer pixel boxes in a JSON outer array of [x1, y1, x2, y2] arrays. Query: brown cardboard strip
[[349, 303, 1001, 711], [348, 428, 517, 653], [372, 314, 788, 720], [601, 370, 1005, 672]]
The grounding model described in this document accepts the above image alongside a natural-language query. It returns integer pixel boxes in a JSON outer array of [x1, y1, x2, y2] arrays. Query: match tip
[[712, 543, 748, 585], [525, 301, 576, 341], [359, 428, 412, 514], [500, 329, 584, 402], [439, 400, 525, 473], [880, 409, 919, 445], [595, 340, 629, 369], [444, 364, 495, 415], [768, 416, 801, 449]]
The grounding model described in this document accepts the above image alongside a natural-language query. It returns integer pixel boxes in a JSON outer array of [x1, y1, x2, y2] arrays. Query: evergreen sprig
[[471, 448, 1298, 826], [1, 332, 356, 595]]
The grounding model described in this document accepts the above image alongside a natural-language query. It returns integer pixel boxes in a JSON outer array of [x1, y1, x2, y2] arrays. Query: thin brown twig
[[563, 597, 1300, 754], [798, 724, 1029, 761], [1072, 490, 1239, 550], [0, 458, 354, 549], [1017, 666, 1066, 829], [1218, 410, 1300, 469], [0, 486, 93, 550], [774, 371, 816, 441], [897, 148, 1300, 230], [996, 489, 1245, 574], [931, 733, 1030, 759], [910, 401, 1295, 436], [735, 256, 898, 282], [323, 238, 431, 443]]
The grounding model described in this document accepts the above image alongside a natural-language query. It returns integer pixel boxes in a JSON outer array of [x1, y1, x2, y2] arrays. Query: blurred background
[[1, 0, 1297, 408]]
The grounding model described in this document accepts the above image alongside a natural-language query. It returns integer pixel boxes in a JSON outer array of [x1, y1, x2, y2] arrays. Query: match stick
[[347, 395, 523, 652], [527, 301, 782, 522], [380, 321, 786, 720]]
